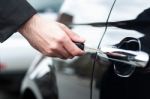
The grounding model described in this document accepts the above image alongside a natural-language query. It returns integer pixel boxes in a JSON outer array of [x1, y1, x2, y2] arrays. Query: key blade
[[84, 46, 104, 54]]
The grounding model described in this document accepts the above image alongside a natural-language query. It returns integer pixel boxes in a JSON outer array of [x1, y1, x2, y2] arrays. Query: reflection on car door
[[54, 0, 117, 99]]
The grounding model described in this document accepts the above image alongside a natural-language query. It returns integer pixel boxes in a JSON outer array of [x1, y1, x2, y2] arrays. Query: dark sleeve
[[0, 0, 37, 42]]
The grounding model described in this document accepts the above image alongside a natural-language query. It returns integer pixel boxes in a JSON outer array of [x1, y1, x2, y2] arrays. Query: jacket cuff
[[0, 0, 37, 42]]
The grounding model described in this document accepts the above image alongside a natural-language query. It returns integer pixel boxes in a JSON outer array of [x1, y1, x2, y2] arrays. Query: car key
[[74, 42, 103, 53]]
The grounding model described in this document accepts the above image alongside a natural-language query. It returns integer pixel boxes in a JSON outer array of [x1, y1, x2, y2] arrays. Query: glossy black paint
[[21, 1, 150, 99]]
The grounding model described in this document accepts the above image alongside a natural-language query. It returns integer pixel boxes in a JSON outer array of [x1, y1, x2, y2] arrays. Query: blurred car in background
[[20, 0, 150, 99], [0, 33, 39, 93], [0, 0, 63, 94]]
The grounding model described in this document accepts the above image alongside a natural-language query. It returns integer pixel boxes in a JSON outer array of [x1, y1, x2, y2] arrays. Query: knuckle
[[42, 46, 53, 56], [50, 43, 59, 51], [57, 36, 66, 43]]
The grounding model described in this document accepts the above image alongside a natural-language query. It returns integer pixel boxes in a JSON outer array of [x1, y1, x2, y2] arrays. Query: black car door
[[97, 1, 150, 99]]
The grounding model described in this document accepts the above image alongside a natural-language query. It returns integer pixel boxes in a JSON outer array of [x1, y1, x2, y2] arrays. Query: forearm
[[0, 0, 36, 42]]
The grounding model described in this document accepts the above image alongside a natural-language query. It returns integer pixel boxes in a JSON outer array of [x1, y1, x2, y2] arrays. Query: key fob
[[74, 42, 85, 50]]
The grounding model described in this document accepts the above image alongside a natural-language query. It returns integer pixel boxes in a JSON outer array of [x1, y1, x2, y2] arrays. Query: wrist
[[18, 14, 40, 36]]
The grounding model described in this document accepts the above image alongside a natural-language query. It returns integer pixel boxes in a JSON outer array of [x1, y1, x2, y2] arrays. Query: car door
[[100, 0, 150, 75], [54, 0, 118, 99], [20, 1, 150, 99], [93, 0, 150, 99]]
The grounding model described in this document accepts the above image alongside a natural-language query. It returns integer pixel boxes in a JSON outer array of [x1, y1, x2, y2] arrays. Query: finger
[[59, 23, 85, 42], [55, 45, 73, 59], [63, 38, 85, 56], [44, 44, 73, 59]]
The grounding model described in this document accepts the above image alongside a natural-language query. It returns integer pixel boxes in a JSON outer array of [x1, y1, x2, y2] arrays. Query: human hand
[[19, 14, 85, 59]]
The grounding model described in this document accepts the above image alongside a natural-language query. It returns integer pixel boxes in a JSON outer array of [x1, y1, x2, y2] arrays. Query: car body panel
[[21, 53, 107, 99], [108, 0, 150, 22], [21, 56, 58, 99], [21, 0, 150, 99]]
